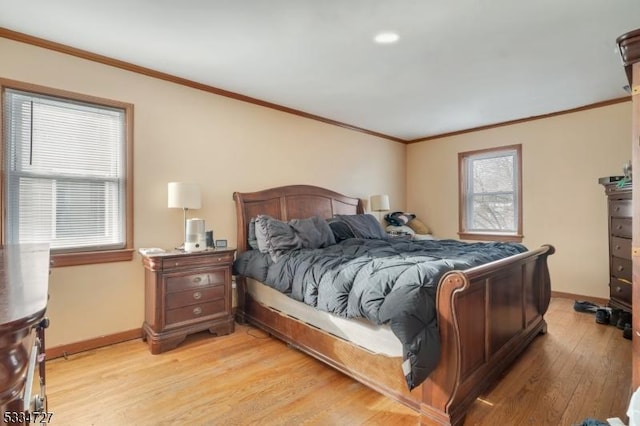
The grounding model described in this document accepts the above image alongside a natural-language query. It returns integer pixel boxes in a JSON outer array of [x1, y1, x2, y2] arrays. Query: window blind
[[4, 89, 126, 252]]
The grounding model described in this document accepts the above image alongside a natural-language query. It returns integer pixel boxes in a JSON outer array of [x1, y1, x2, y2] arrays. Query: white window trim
[[1, 78, 134, 267], [458, 144, 523, 243]]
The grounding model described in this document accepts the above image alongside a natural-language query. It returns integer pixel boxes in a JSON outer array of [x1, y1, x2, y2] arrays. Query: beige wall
[[0, 38, 406, 347], [407, 102, 632, 299], [2, 35, 630, 348]]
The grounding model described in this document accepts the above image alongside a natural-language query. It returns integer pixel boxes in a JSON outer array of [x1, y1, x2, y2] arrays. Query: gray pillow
[[254, 215, 336, 261], [333, 214, 388, 240], [327, 218, 356, 241], [248, 217, 259, 250]]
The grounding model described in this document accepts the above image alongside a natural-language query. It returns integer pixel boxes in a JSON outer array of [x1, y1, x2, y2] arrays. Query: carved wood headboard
[[232, 185, 364, 254]]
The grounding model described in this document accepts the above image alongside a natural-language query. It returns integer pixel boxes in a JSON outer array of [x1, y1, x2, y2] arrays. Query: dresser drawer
[[610, 278, 632, 306], [610, 199, 632, 218], [611, 218, 632, 238], [166, 270, 227, 293], [160, 252, 234, 270], [611, 236, 632, 260], [166, 285, 225, 309], [611, 256, 632, 281], [166, 299, 227, 326]]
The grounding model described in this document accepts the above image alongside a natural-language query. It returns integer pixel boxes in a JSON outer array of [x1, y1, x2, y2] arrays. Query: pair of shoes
[[595, 308, 610, 324], [574, 300, 599, 313]]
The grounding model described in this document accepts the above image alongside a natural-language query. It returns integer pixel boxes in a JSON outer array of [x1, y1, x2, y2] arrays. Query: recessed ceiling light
[[374, 31, 399, 44]]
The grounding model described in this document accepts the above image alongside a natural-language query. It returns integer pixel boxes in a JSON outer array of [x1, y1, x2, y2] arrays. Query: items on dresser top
[[141, 248, 236, 354], [600, 180, 631, 313]]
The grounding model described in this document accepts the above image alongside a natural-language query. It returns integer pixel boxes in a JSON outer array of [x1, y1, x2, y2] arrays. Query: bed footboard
[[421, 244, 555, 425]]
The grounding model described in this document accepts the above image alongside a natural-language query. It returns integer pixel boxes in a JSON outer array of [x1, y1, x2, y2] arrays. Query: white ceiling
[[1, 0, 639, 141]]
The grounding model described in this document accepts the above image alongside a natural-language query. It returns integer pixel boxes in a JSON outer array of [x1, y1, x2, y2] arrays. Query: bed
[[232, 184, 554, 425]]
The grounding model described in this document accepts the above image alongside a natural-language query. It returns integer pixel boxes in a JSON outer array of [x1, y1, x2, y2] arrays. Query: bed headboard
[[233, 185, 364, 254]]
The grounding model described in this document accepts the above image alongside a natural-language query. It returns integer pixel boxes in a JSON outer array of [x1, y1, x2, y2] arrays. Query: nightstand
[[141, 248, 236, 354]]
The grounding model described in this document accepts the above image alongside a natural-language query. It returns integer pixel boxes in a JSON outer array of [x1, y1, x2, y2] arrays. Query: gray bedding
[[233, 235, 526, 390]]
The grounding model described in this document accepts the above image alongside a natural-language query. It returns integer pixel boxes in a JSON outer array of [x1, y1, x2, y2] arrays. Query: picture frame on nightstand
[[215, 239, 227, 248]]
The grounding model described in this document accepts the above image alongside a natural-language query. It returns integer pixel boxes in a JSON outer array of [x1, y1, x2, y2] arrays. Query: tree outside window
[[458, 144, 522, 242]]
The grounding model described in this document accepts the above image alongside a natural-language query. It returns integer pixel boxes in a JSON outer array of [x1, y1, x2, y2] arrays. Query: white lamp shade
[[370, 194, 390, 212], [168, 182, 201, 209]]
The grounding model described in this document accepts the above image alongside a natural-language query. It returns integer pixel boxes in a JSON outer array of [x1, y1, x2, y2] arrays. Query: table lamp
[[168, 182, 201, 249]]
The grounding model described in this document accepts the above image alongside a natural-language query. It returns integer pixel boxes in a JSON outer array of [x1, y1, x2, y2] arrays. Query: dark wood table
[[0, 244, 50, 424]]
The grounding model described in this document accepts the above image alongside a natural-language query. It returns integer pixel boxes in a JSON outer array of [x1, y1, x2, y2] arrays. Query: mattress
[[246, 278, 403, 357]]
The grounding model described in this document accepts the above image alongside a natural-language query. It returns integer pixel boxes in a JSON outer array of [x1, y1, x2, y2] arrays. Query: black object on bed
[[233, 214, 527, 390]]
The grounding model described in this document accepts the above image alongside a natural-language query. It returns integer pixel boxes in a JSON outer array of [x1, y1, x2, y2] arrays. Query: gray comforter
[[233, 238, 526, 389]]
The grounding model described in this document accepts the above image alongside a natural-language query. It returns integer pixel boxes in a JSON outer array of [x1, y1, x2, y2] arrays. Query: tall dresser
[[601, 181, 632, 313]]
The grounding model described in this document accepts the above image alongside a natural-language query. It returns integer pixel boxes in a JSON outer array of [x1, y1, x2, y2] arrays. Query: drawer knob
[[616, 286, 622, 293], [615, 245, 621, 250], [217, 257, 222, 261], [615, 206, 620, 211], [193, 291, 202, 300], [617, 265, 624, 272], [192, 276, 202, 284], [193, 307, 202, 316], [617, 225, 623, 230], [174, 262, 180, 267]]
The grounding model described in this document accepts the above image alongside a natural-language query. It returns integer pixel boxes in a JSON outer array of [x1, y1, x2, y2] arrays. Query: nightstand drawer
[[611, 256, 632, 281], [166, 270, 226, 293], [611, 218, 632, 238], [161, 252, 234, 270], [166, 286, 225, 309], [610, 199, 632, 218], [611, 236, 632, 260], [166, 299, 226, 325]]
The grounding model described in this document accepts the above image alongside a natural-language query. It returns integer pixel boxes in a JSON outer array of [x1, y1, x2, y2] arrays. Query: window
[[1, 79, 133, 266], [458, 144, 522, 242]]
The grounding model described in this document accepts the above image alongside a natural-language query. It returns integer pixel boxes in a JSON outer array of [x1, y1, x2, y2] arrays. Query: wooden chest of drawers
[[141, 248, 236, 354], [602, 182, 632, 312], [0, 245, 50, 424]]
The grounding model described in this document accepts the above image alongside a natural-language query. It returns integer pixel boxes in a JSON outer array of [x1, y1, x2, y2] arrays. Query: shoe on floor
[[574, 300, 599, 313], [624, 323, 632, 340], [617, 311, 632, 330], [609, 308, 622, 326], [595, 308, 610, 325]]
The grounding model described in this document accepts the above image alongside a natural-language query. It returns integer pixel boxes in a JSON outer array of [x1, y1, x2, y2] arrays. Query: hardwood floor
[[44, 298, 630, 425]]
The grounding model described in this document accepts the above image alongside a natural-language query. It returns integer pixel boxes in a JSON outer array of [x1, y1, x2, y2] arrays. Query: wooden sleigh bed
[[232, 184, 554, 425]]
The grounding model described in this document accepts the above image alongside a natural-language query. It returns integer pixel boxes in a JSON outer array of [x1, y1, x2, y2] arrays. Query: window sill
[[458, 232, 523, 243], [50, 248, 135, 267]]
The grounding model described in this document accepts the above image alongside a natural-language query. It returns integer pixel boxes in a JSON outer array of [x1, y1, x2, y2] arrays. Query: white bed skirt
[[246, 278, 403, 357]]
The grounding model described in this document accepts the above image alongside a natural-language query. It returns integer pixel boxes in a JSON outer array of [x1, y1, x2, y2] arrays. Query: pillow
[[327, 218, 356, 241], [333, 214, 388, 240], [254, 215, 336, 261], [248, 218, 259, 250], [385, 225, 415, 235], [407, 217, 430, 235], [384, 211, 416, 226]]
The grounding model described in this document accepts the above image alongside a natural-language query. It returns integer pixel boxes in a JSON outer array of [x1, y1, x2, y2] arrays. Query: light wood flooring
[[44, 298, 631, 425]]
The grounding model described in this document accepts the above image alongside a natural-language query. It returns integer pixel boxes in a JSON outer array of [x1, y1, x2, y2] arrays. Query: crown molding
[[0, 27, 405, 144], [0, 27, 633, 145], [406, 96, 631, 144]]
